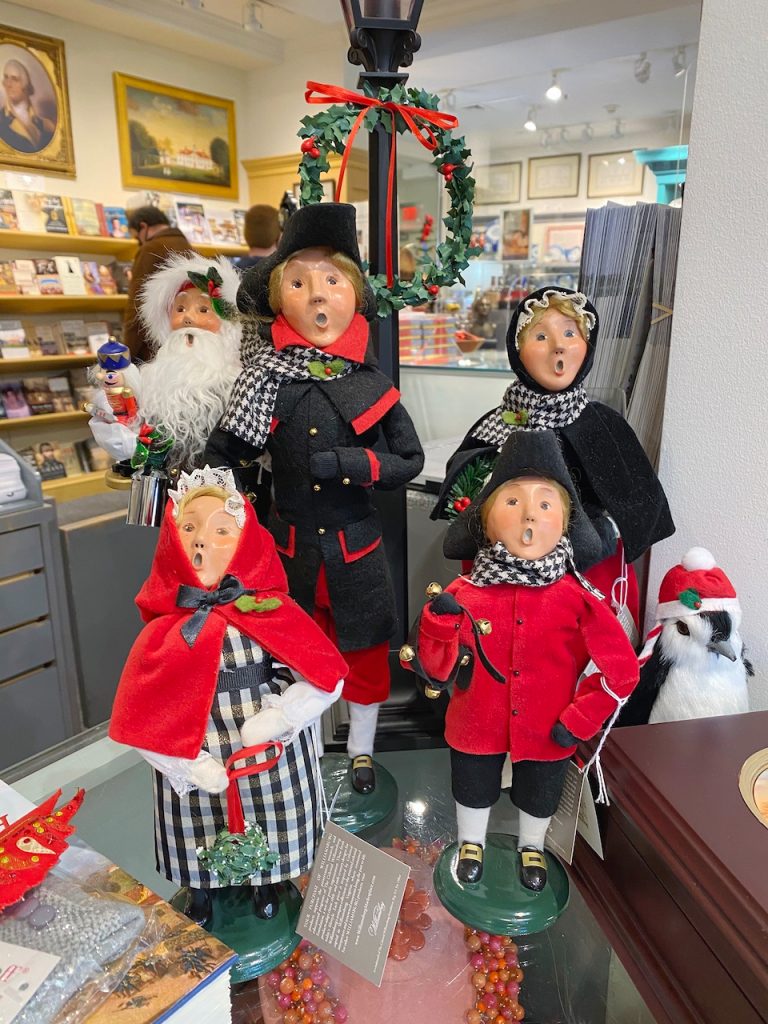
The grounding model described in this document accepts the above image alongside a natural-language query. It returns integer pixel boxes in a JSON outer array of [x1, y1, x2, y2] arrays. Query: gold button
[[317, 527, 326, 535], [342, 477, 351, 486], [239, 459, 250, 467], [425, 581, 443, 598], [399, 644, 415, 662], [313, 484, 321, 492], [309, 426, 318, 436], [477, 619, 492, 635], [460, 654, 470, 666]]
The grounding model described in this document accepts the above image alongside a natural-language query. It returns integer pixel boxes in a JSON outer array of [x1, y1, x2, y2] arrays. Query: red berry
[[427, 284, 439, 296], [301, 137, 316, 153], [444, 172, 453, 182], [453, 499, 464, 511], [308, 146, 320, 159], [324, 366, 332, 376]]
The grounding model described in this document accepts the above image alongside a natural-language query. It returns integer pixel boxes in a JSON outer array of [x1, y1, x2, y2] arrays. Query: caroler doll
[[205, 203, 424, 796], [109, 467, 347, 926], [403, 430, 639, 891], [433, 286, 675, 629]]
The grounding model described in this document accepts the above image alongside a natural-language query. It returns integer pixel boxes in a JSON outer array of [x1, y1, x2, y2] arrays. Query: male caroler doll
[[109, 467, 347, 926], [205, 203, 424, 795], [403, 430, 638, 892], [433, 286, 675, 627]]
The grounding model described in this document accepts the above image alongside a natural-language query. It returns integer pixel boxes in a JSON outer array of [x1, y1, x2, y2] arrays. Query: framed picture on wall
[[113, 73, 238, 200], [501, 207, 532, 261], [587, 151, 645, 198], [0, 25, 75, 176], [475, 161, 522, 205], [527, 153, 581, 199]]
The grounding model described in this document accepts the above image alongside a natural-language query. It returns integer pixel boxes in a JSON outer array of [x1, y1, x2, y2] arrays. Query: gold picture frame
[[0, 24, 75, 176], [527, 153, 581, 200], [587, 151, 645, 199], [739, 748, 768, 830], [113, 72, 238, 200]]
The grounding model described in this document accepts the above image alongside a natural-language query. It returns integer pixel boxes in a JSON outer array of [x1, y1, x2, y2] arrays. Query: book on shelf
[[208, 213, 240, 245], [26, 321, 63, 356], [12, 258, 40, 295], [0, 189, 19, 230], [33, 257, 64, 296], [70, 365, 97, 406], [49, 374, 75, 411], [103, 205, 130, 238], [66, 196, 105, 237], [31, 440, 68, 479], [77, 437, 111, 472], [86, 320, 111, 354], [59, 318, 90, 355], [0, 261, 17, 295], [82, 260, 118, 295], [175, 200, 212, 244], [12, 190, 68, 234], [42, 194, 69, 234], [53, 256, 87, 296], [109, 259, 133, 294], [21, 376, 56, 415], [0, 379, 32, 418], [16, 445, 37, 469], [0, 320, 30, 359], [233, 208, 246, 246]]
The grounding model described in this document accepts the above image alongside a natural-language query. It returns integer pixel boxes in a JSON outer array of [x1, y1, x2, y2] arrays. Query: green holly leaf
[[235, 595, 283, 613], [187, 271, 208, 291], [502, 409, 529, 426], [308, 360, 328, 379], [678, 588, 702, 611]]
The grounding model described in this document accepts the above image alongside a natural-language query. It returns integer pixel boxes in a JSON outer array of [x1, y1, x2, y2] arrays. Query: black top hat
[[506, 286, 599, 395], [236, 202, 377, 321], [443, 429, 603, 566]]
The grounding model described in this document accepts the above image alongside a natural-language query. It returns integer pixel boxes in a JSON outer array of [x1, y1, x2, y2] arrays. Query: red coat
[[409, 575, 639, 762], [109, 500, 348, 760]]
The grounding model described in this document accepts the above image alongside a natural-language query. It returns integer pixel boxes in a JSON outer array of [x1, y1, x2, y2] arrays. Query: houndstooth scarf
[[473, 378, 589, 447], [471, 535, 603, 597], [220, 328, 356, 449]]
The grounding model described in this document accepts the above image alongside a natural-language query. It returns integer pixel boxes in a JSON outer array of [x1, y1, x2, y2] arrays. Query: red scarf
[[271, 312, 369, 362], [109, 501, 348, 758]]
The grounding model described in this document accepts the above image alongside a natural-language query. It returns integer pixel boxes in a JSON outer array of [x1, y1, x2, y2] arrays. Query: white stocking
[[455, 802, 491, 847], [516, 809, 551, 851], [346, 701, 381, 758]]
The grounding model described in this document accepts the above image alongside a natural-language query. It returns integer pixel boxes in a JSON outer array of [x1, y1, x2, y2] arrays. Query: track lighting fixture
[[672, 46, 687, 76], [242, 0, 263, 31], [545, 72, 563, 102], [634, 52, 651, 84], [611, 119, 624, 139], [581, 123, 593, 142], [523, 108, 537, 132]]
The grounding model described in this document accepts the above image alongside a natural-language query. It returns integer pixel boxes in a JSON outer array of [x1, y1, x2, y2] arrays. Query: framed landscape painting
[[0, 24, 75, 176], [113, 73, 238, 200]]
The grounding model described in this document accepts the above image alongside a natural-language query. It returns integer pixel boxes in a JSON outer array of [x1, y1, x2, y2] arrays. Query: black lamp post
[[340, 0, 424, 85]]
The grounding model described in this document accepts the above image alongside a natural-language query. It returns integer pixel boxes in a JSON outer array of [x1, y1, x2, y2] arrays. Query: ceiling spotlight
[[581, 123, 593, 141], [181, 0, 205, 7], [444, 90, 456, 111], [672, 46, 687, 76], [242, 0, 263, 31], [612, 119, 624, 139], [545, 72, 563, 102], [634, 52, 651, 84], [541, 131, 552, 149], [523, 108, 537, 132]]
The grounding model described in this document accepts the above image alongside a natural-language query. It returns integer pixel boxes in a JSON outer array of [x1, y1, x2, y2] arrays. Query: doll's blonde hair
[[268, 248, 365, 316], [518, 294, 589, 348], [479, 477, 571, 538], [175, 485, 230, 520]]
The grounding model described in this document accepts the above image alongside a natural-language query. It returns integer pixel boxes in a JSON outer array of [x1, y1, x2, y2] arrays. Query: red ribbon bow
[[225, 741, 284, 834], [304, 81, 459, 288]]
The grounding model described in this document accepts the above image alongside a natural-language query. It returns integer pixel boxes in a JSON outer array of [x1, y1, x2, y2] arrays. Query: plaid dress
[[152, 626, 322, 889]]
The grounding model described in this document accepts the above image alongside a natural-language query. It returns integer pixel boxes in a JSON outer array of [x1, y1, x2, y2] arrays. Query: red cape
[[109, 500, 348, 758]]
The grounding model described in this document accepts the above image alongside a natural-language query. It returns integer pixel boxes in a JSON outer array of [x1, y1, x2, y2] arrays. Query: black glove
[[584, 504, 618, 560], [430, 592, 462, 616], [551, 722, 579, 747], [310, 451, 339, 480]]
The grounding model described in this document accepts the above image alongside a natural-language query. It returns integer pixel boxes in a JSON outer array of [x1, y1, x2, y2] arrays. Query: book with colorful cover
[[233, 208, 246, 246], [0, 320, 30, 359], [0, 379, 31, 418], [104, 206, 130, 239], [59, 319, 89, 355], [28, 322, 63, 356], [41, 194, 69, 234], [22, 376, 56, 415], [109, 260, 133, 294], [68, 196, 103, 237], [33, 258, 63, 296], [11, 259, 40, 296], [49, 375, 75, 412], [82, 261, 117, 296], [13, 190, 46, 232], [208, 213, 240, 245], [0, 261, 17, 295], [0, 190, 18, 230], [175, 201, 212, 245]]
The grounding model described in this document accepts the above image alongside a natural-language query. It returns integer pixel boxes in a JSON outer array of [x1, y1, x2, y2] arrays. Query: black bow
[[176, 574, 251, 647]]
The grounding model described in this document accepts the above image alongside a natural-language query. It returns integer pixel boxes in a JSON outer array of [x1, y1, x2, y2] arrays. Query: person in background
[[125, 206, 190, 361], [235, 204, 280, 272]]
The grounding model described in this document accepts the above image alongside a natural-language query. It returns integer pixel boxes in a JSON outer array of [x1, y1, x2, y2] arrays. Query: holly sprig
[[445, 454, 497, 519], [298, 83, 481, 318], [197, 820, 278, 885], [187, 267, 238, 321]]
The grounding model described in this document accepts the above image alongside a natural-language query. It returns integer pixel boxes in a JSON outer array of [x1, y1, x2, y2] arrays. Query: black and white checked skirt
[[152, 628, 322, 889]]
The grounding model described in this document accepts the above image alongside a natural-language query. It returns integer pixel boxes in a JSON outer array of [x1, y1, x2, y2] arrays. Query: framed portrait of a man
[[0, 25, 75, 176]]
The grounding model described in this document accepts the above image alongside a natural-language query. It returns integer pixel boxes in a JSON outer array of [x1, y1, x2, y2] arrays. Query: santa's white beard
[[139, 324, 241, 469]]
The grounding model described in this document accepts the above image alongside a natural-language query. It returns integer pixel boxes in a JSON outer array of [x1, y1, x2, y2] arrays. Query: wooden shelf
[[41, 471, 109, 501], [0, 295, 128, 314], [0, 231, 135, 257], [0, 410, 89, 432], [196, 242, 248, 257], [0, 354, 96, 372]]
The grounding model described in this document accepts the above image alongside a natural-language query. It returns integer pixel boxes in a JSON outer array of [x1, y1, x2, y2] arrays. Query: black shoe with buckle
[[181, 886, 212, 926], [350, 755, 376, 795], [252, 882, 280, 920], [519, 846, 548, 892], [456, 842, 484, 884]]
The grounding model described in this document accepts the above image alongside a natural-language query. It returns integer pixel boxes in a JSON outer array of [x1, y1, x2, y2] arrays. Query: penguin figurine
[[618, 547, 753, 726]]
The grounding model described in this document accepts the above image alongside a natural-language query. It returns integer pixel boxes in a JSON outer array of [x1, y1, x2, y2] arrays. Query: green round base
[[171, 883, 302, 982], [321, 753, 398, 834], [433, 833, 570, 936]]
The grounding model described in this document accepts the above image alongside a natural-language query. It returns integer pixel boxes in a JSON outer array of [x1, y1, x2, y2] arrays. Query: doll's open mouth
[[185, 333, 195, 347], [193, 552, 203, 568], [554, 358, 565, 374], [314, 312, 328, 327], [523, 528, 533, 544]]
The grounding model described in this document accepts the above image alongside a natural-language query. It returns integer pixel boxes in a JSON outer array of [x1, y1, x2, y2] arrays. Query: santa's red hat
[[656, 547, 739, 620]]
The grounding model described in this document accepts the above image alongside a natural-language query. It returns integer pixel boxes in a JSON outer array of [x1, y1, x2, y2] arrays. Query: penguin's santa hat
[[639, 548, 741, 664]]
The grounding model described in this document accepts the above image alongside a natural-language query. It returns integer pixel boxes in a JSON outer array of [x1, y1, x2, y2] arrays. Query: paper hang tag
[[297, 822, 410, 987], [544, 761, 584, 865], [576, 773, 604, 860], [0, 940, 60, 1024]]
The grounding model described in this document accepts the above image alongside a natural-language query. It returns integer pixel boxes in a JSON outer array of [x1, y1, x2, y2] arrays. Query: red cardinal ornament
[[0, 789, 85, 909]]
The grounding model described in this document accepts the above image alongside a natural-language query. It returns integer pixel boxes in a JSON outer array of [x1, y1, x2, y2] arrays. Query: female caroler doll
[[433, 286, 674, 628], [109, 467, 347, 926], [205, 203, 424, 796], [403, 431, 639, 892]]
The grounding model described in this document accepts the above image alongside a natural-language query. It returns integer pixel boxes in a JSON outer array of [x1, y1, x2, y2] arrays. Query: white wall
[[649, 0, 768, 707], [0, 0, 251, 214]]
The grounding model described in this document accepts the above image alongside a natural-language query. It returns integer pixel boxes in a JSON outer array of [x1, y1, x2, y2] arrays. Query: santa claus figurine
[[403, 430, 638, 892], [88, 253, 245, 475], [205, 203, 424, 796], [109, 467, 347, 926]]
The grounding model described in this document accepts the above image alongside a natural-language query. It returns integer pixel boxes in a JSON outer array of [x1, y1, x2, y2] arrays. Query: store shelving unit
[[0, 354, 95, 372], [0, 231, 247, 260], [0, 410, 90, 432], [0, 295, 128, 314]]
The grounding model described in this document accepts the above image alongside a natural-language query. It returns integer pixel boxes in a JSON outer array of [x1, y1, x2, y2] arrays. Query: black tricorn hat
[[236, 202, 377, 321], [443, 429, 603, 569]]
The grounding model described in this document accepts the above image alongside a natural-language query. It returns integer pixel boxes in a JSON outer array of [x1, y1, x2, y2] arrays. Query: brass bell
[[425, 581, 443, 598], [477, 619, 492, 635], [460, 654, 470, 666], [399, 644, 416, 663], [424, 685, 442, 699]]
